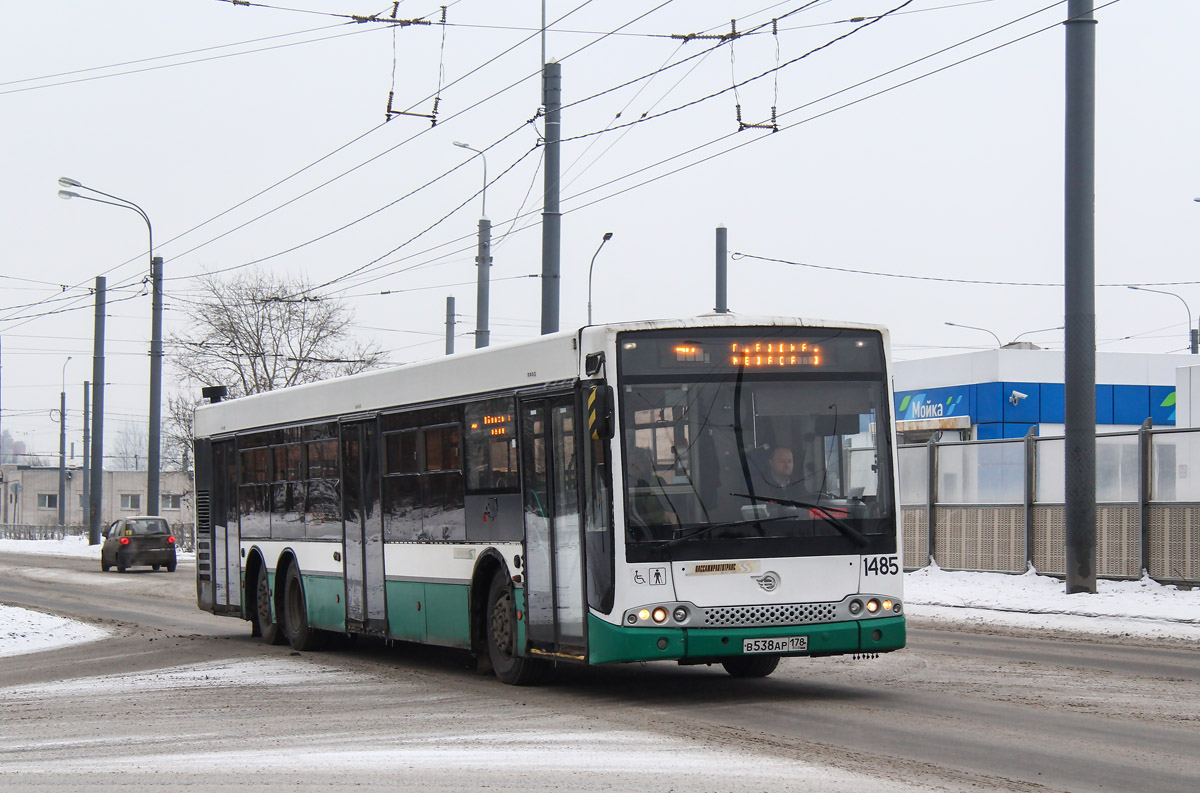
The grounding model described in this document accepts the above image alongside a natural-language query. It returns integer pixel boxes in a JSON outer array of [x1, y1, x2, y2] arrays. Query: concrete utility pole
[[83, 382, 90, 528], [540, 61, 562, 335], [148, 256, 163, 516], [59, 357, 71, 527], [89, 277, 106, 545], [715, 226, 729, 314], [1063, 0, 1098, 594], [0, 336, 4, 466], [453, 141, 493, 348]]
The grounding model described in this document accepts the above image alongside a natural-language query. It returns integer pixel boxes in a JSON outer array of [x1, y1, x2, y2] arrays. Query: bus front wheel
[[721, 655, 780, 678], [486, 574, 540, 686]]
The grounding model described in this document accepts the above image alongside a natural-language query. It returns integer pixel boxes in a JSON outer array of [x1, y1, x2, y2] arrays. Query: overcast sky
[[3, 0, 1198, 459]]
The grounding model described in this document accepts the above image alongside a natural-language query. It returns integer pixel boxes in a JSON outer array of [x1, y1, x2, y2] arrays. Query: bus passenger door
[[519, 394, 586, 659], [207, 439, 240, 615], [341, 419, 387, 635]]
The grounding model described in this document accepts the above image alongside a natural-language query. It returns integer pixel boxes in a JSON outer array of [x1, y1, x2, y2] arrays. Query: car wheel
[[282, 565, 324, 651], [117, 559, 127, 574], [486, 573, 541, 686], [721, 655, 781, 678], [254, 563, 285, 645], [152, 564, 161, 571], [166, 560, 177, 573], [101, 559, 110, 572]]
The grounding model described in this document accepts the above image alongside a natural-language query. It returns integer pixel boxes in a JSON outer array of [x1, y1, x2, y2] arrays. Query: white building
[[0, 465, 194, 528]]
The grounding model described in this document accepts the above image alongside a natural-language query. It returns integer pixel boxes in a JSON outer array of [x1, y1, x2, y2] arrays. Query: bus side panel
[[303, 571, 347, 633], [387, 580, 427, 642], [424, 583, 471, 648]]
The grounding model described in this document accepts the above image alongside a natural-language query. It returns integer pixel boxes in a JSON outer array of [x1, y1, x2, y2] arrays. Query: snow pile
[[0, 604, 109, 658], [0, 534, 193, 559], [904, 562, 1200, 640]]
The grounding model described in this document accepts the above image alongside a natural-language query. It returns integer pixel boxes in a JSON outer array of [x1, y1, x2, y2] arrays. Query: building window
[[160, 493, 182, 511], [38, 493, 58, 510], [121, 494, 141, 511]]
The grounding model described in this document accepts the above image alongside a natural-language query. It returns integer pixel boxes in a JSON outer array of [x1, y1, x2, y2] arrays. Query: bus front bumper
[[586, 614, 906, 666]]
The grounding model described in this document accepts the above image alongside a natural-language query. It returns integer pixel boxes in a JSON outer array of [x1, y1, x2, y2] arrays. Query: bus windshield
[[618, 327, 895, 563]]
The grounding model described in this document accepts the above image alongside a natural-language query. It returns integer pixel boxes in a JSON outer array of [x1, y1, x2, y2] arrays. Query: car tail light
[[119, 537, 130, 545], [168, 536, 176, 544]]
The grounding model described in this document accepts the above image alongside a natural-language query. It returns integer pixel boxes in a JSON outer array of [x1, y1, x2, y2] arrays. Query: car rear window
[[127, 519, 169, 535]]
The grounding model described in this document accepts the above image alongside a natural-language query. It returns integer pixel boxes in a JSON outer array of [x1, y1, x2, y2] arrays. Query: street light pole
[[453, 142, 492, 348], [586, 232, 614, 325], [1010, 325, 1066, 344], [945, 322, 1003, 348], [59, 178, 163, 515], [1128, 286, 1197, 354]]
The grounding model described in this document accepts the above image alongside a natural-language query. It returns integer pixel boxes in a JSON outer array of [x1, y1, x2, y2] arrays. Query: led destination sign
[[729, 341, 820, 368], [670, 340, 821, 367], [470, 413, 513, 437]]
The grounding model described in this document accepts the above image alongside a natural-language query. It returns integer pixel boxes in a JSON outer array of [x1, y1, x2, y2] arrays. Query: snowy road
[[1, 551, 1198, 792]]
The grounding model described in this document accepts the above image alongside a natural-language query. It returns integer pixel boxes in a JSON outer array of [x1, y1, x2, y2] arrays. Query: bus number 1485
[[863, 555, 899, 576]]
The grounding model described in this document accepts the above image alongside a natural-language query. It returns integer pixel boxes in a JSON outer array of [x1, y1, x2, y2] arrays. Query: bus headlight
[[882, 599, 893, 611], [672, 606, 689, 623], [637, 609, 651, 622], [652, 607, 669, 623], [848, 599, 863, 615], [866, 599, 881, 614]]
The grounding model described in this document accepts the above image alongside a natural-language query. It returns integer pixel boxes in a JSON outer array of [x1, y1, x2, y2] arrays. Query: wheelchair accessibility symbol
[[633, 566, 669, 586]]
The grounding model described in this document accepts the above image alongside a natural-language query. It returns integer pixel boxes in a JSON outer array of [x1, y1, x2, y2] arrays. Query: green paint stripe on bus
[[424, 582, 470, 649], [302, 574, 347, 633], [382, 580, 471, 648], [587, 615, 686, 664], [588, 615, 907, 664]]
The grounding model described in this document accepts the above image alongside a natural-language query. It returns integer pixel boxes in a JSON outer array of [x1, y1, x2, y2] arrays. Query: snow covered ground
[[1, 536, 1197, 658]]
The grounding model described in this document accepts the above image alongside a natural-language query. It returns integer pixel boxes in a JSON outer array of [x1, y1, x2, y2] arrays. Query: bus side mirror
[[587, 385, 614, 441]]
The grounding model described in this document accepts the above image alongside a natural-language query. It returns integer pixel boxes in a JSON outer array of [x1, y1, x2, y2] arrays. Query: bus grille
[[195, 491, 211, 534], [701, 602, 838, 627]]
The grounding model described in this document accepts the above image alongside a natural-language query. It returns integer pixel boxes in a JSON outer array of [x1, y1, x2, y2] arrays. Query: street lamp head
[[602, 232, 613, 241], [58, 177, 81, 188], [453, 141, 471, 149], [58, 190, 79, 200]]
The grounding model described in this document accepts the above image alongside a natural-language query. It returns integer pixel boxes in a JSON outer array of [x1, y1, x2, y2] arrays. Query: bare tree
[[112, 421, 148, 471], [165, 271, 384, 465]]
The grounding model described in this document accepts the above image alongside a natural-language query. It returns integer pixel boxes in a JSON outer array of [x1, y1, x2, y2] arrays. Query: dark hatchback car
[[101, 516, 177, 573]]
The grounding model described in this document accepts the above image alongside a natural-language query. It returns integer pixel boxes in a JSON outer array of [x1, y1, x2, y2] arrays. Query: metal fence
[[900, 421, 1200, 586], [0, 523, 197, 552]]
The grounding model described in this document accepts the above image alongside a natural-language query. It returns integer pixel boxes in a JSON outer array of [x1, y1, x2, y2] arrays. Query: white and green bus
[[194, 316, 904, 683]]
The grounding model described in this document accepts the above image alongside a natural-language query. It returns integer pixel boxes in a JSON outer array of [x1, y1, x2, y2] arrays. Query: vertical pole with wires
[[540, 60, 562, 335], [445, 296, 456, 355], [89, 278, 106, 546], [1064, 0, 1097, 594]]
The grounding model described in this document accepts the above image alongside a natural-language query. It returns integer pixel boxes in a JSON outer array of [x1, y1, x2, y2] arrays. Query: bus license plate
[[742, 636, 807, 654]]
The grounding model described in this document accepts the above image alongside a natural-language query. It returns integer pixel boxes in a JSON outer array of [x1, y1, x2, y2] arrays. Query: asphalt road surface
[[1, 551, 1197, 792]]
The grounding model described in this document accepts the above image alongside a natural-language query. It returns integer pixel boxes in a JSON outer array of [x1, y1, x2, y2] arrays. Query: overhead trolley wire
[[550, 0, 1098, 221]]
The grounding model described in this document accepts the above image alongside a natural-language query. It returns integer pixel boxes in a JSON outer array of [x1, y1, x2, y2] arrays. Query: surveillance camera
[[1009, 390, 1029, 405]]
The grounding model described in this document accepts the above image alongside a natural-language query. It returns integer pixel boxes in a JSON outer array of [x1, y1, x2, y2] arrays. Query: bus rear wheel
[[254, 563, 284, 645], [721, 655, 780, 678], [486, 574, 540, 686], [282, 565, 323, 651]]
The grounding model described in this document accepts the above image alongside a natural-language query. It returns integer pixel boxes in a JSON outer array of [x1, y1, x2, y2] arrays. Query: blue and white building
[[893, 346, 1188, 442]]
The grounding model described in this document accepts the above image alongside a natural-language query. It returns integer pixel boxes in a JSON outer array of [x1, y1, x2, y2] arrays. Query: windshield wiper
[[730, 493, 868, 548]]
